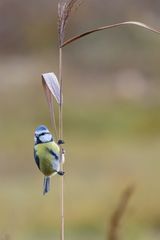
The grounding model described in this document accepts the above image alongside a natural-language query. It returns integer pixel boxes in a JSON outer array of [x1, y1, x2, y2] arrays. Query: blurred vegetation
[[0, 0, 160, 240]]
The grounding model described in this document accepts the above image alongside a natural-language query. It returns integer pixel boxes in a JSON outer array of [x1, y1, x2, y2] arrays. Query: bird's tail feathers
[[43, 176, 50, 195]]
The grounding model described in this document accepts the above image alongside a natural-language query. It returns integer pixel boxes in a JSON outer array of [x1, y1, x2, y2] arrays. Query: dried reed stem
[[61, 21, 160, 47], [59, 47, 63, 140], [58, 46, 64, 240], [58, 0, 81, 46], [58, 1, 81, 238], [108, 185, 135, 240]]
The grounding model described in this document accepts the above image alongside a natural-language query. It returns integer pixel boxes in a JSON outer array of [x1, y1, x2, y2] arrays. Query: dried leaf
[[62, 21, 160, 47], [42, 72, 60, 138], [42, 72, 60, 104]]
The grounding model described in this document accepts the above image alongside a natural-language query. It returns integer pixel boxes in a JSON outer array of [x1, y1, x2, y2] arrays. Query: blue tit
[[34, 125, 64, 195]]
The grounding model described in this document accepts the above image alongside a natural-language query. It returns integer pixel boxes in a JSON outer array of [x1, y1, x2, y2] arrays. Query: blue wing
[[34, 148, 40, 169]]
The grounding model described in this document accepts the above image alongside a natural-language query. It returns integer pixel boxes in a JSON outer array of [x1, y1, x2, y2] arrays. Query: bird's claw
[[58, 139, 65, 145], [57, 171, 65, 176]]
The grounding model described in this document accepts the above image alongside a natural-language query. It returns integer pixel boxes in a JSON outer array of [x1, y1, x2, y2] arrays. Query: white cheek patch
[[39, 134, 52, 143]]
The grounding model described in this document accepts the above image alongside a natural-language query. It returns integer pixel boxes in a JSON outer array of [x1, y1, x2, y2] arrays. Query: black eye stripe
[[36, 132, 50, 137]]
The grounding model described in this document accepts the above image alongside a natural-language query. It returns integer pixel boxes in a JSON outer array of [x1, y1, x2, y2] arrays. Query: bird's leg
[[57, 143, 65, 175], [57, 171, 65, 176], [60, 148, 65, 164], [57, 139, 65, 145]]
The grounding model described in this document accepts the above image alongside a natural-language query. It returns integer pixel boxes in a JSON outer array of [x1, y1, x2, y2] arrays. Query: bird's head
[[34, 125, 53, 144]]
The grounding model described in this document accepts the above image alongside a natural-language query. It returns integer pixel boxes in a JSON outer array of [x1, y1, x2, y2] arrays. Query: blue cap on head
[[35, 125, 50, 136], [35, 125, 48, 132]]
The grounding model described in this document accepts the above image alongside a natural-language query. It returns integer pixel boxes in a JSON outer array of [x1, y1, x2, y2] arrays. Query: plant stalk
[[61, 21, 160, 47], [59, 46, 64, 240]]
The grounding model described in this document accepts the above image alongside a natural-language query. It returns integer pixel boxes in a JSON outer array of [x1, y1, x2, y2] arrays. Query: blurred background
[[0, 0, 160, 239]]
